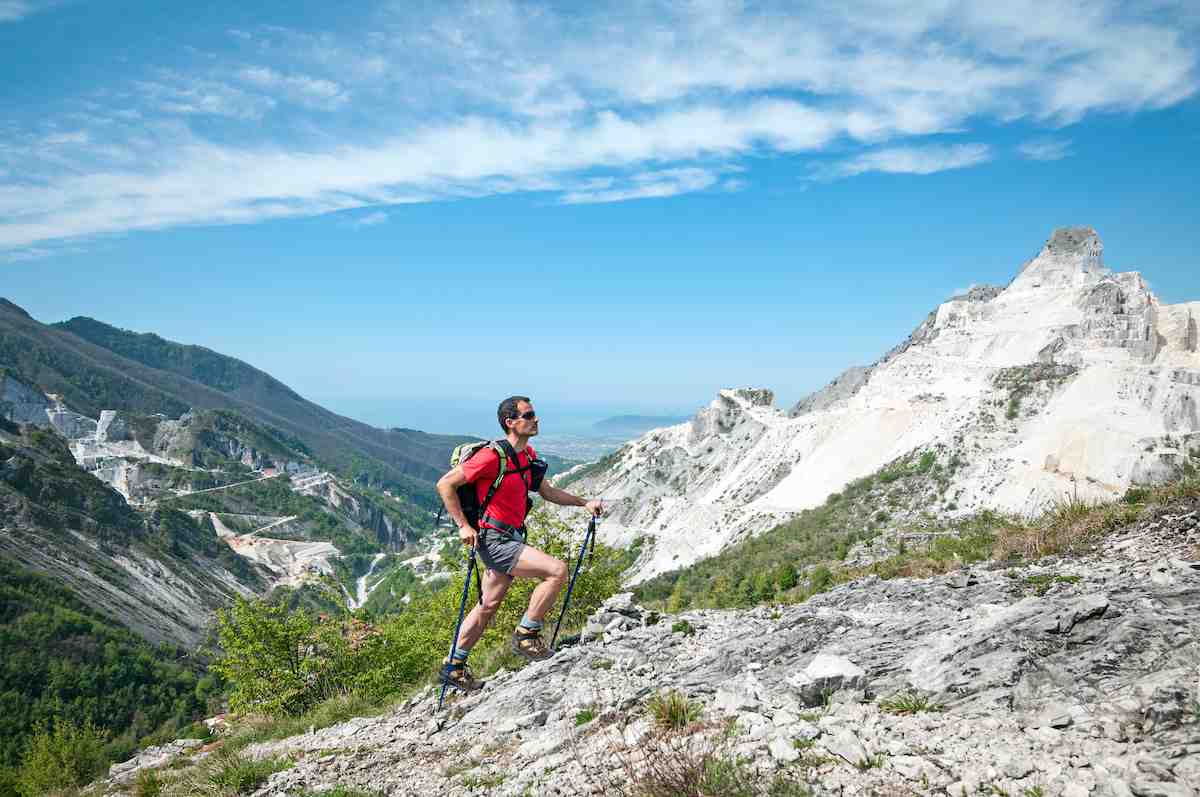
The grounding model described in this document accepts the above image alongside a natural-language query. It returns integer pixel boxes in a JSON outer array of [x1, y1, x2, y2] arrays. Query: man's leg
[[441, 566, 513, 690], [454, 566, 513, 654], [508, 546, 568, 660]]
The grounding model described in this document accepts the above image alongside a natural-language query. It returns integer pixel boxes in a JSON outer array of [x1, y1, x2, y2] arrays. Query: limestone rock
[[549, 226, 1200, 584]]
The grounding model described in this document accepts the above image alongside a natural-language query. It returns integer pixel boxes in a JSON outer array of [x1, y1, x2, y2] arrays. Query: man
[[435, 395, 603, 692]]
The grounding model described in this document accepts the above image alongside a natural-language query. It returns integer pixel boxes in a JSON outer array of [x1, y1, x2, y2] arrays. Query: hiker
[[435, 395, 603, 692]]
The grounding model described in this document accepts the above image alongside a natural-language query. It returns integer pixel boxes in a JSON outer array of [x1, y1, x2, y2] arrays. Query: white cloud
[[818, 143, 992, 179], [134, 73, 276, 119], [0, 1, 31, 22], [1, 0, 1197, 252], [0, 0, 62, 23], [41, 131, 89, 146], [350, 210, 389, 227], [1018, 137, 1072, 161], [238, 67, 349, 110], [561, 168, 717, 204]]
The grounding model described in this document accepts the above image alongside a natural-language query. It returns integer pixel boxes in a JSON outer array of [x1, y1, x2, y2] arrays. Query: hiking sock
[[448, 644, 472, 665], [518, 615, 544, 634]]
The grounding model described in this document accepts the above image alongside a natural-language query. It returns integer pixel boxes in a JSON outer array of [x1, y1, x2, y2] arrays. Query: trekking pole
[[550, 514, 598, 650], [438, 546, 478, 711]]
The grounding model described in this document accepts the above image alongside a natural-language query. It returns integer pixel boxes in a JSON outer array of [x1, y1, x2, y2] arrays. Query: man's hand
[[585, 499, 604, 517], [458, 523, 478, 548]]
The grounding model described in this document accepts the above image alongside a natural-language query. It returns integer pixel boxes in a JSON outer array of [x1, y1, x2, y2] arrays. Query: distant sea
[[316, 396, 699, 461]]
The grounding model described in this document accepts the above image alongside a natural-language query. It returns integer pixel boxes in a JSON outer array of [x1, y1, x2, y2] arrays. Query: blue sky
[[2, 1, 1198, 432]]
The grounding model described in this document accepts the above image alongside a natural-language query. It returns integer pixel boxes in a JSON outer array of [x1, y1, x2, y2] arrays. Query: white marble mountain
[[555, 227, 1200, 582]]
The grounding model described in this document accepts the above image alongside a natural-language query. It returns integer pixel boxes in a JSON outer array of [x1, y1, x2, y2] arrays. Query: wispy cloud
[[1018, 137, 1073, 161], [561, 168, 718, 204], [238, 67, 349, 111], [1, 0, 63, 23], [0, 0, 1196, 252], [0, 1, 32, 22], [818, 143, 993, 179], [134, 72, 276, 119], [349, 210, 389, 227]]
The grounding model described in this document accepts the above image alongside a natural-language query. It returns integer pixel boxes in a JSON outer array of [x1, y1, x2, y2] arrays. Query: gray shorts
[[477, 528, 526, 575]]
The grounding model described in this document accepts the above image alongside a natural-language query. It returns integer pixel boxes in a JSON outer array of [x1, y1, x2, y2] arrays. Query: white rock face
[[0, 370, 52, 425], [556, 228, 1200, 582]]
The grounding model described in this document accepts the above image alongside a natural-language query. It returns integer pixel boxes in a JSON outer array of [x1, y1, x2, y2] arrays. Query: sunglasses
[[513, 410, 537, 421]]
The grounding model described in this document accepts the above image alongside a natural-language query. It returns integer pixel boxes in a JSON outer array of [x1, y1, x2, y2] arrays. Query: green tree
[[773, 562, 798, 592], [16, 719, 106, 796]]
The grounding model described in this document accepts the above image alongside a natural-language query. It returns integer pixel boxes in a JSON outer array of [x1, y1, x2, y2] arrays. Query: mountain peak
[[0, 298, 32, 319], [720, 387, 775, 408], [1010, 226, 1106, 291]]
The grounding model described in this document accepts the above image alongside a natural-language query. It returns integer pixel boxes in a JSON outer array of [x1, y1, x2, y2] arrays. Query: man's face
[[509, 400, 539, 437]]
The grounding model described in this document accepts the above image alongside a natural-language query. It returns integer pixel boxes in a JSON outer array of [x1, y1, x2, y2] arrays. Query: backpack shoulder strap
[[496, 439, 532, 489], [477, 442, 510, 521]]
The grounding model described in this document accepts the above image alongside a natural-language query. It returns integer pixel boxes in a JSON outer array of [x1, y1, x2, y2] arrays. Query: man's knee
[[550, 558, 568, 583], [479, 594, 504, 618]]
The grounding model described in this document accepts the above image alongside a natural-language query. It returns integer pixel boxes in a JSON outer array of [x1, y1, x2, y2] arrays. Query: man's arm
[[538, 481, 603, 516], [436, 466, 478, 547]]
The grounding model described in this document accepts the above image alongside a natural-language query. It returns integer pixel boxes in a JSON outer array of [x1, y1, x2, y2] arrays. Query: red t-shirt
[[461, 444, 537, 530]]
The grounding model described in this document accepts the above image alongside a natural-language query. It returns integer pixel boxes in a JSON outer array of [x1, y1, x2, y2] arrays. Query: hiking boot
[[511, 627, 552, 661], [439, 661, 483, 692]]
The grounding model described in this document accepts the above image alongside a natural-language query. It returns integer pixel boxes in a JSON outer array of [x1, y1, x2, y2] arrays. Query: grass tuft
[[877, 691, 941, 715], [612, 732, 810, 797], [646, 690, 703, 732]]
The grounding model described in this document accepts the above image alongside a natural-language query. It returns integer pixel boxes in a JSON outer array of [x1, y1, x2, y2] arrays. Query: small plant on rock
[[461, 771, 505, 788], [855, 753, 886, 771], [646, 690, 703, 731], [671, 619, 695, 636], [575, 708, 597, 726], [1024, 573, 1081, 596], [878, 691, 940, 715]]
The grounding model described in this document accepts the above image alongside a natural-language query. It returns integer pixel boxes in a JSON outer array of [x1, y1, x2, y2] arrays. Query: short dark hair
[[497, 395, 531, 433]]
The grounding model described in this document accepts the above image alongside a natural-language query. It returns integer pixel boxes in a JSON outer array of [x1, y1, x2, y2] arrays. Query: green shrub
[[671, 619, 695, 636], [646, 690, 703, 731], [575, 709, 596, 726], [807, 565, 833, 594], [1024, 574, 1081, 596], [1122, 486, 1151, 504], [133, 767, 163, 797], [15, 719, 107, 796]]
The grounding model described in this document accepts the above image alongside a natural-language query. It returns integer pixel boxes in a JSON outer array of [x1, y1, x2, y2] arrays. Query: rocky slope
[[0, 421, 264, 646], [1, 365, 432, 646], [556, 228, 1200, 581], [110, 499, 1200, 796]]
